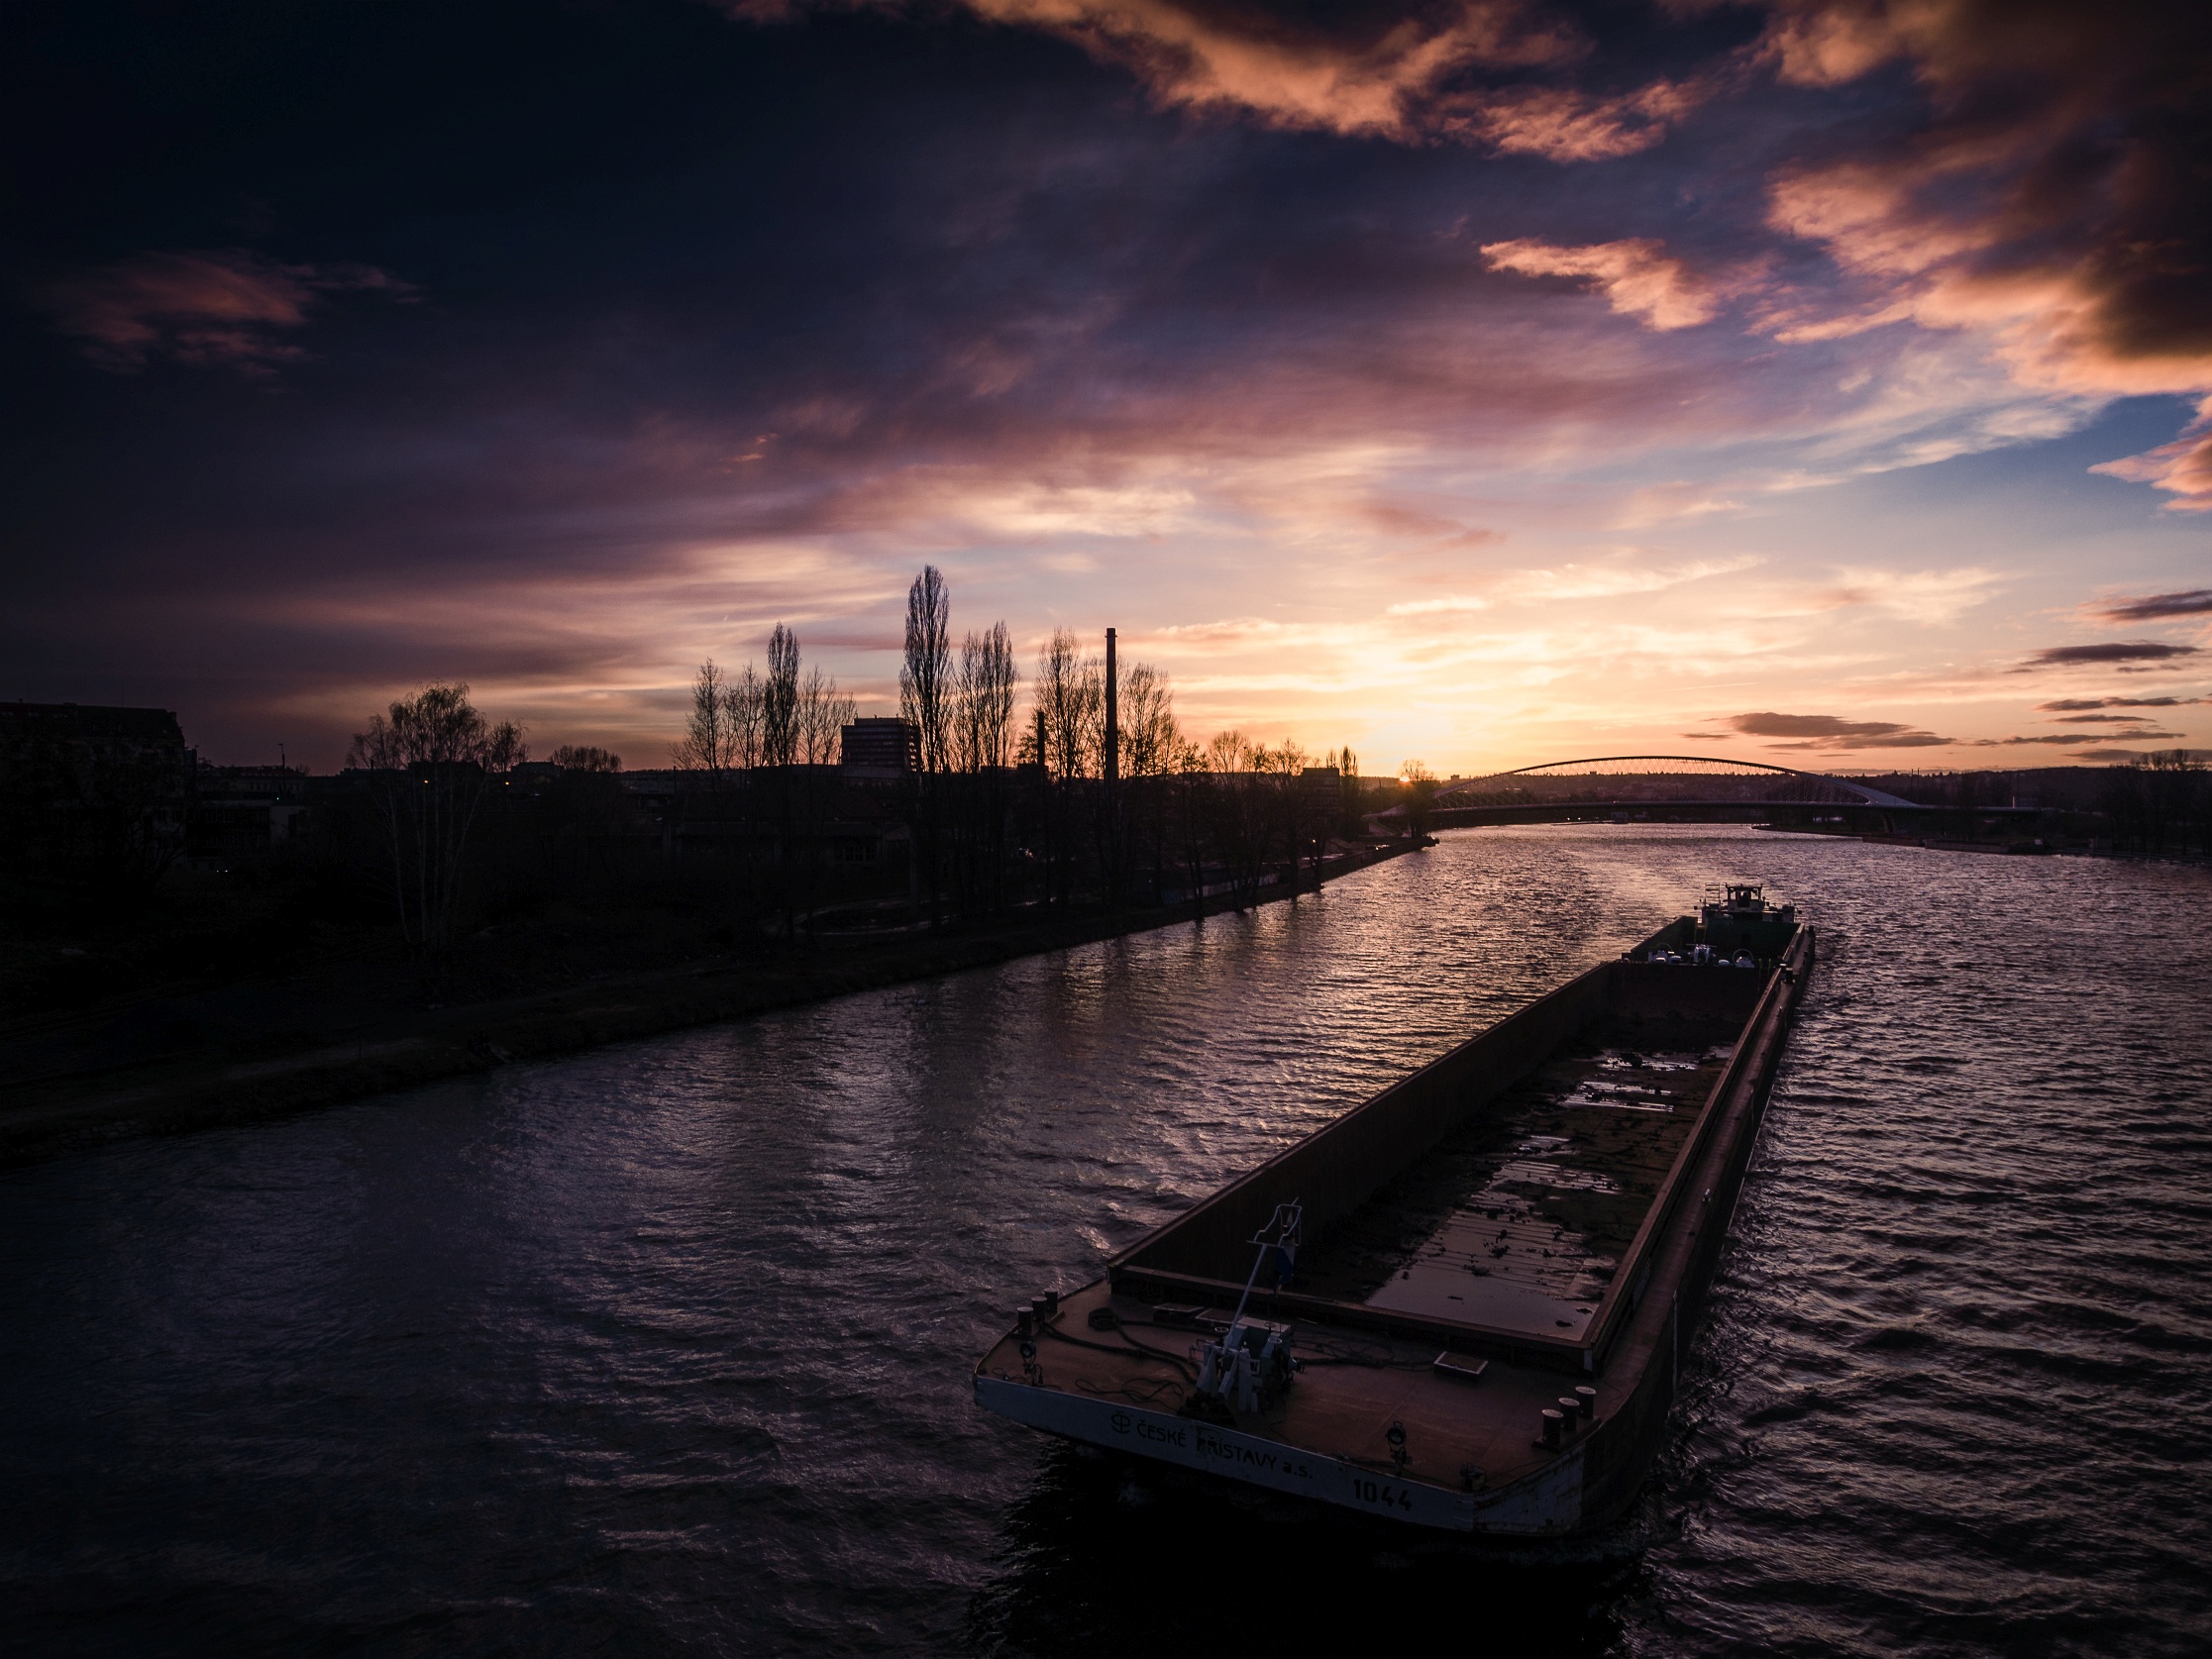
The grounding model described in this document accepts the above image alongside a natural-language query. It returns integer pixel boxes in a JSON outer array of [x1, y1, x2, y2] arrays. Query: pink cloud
[[795, 1, 1703, 159], [46, 250, 411, 371], [1481, 238, 1721, 330], [1454, 78, 1703, 161], [2091, 413, 2212, 511], [953, 0, 1579, 141], [1745, 1, 2212, 498]]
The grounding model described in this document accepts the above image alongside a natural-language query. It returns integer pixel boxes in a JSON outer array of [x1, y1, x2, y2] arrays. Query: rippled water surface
[[5, 828, 2210, 1656]]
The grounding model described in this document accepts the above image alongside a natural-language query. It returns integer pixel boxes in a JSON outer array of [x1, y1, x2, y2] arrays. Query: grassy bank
[[0, 844, 1420, 1166]]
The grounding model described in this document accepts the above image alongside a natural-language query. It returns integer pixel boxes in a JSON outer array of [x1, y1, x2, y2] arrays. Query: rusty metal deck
[[974, 919, 1816, 1532]]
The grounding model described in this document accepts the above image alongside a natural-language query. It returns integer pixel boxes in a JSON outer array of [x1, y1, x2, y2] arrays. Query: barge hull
[[974, 1376, 1484, 1530], [974, 919, 1815, 1535]]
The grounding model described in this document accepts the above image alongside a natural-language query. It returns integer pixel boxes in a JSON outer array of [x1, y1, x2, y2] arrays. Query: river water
[[5, 827, 2209, 1656]]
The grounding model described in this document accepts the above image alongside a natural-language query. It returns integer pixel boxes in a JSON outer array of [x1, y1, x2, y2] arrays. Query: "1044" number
[[1349, 1477, 1415, 1511]]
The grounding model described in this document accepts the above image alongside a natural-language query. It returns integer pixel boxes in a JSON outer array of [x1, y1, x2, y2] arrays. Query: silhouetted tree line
[[886, 566, 1375, 922], [663, 621, 859, 938], [4, 592, 1392, 968], [2096, 752, 2209, 857]]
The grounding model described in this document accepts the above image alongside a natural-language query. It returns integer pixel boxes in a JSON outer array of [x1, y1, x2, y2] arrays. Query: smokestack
[[1105, 627, 1119, 788]]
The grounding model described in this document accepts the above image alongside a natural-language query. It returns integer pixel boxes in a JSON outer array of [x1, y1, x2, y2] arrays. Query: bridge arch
[[1429, 756, 1919, 810]]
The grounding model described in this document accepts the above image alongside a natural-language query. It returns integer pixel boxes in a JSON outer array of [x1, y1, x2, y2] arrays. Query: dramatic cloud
[[946, 0, 1581, 142], [925, 0, 2212, 503], [1727, 710, 1951, 749], [1749, 0, 2212, 483], [1482, 239, 1721, 331], [7, 3, 2208, 765], [928, 5, 1692, 159], [2019, 642, 2203, 670], [45, 250, 410, 371], [2081, 589, 2212, 624]]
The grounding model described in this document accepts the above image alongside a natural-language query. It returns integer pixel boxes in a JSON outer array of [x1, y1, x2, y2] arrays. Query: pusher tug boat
[[973, 888, 1813, 1534]]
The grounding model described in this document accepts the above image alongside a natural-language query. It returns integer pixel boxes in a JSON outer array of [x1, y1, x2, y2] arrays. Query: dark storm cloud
[[1753, 2, 2212, 377], [0, 2, 1775, 667], [5, 0, 2210, 761], [902, 1, 2212, 483]]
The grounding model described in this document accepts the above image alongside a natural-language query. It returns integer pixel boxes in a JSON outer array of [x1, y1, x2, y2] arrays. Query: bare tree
[[952, 622, 1019, 911], [900, 567, 953, 775], [1171, 734, 1212, 911], [1323, 746, 1362, 838], [673, 660, 735, 782], [1119, 665, 1178, 780], [901, 567, 953, 914], [753, 624, 805, 930], [956, 624, 1018, 773], [349, 682, 526, 952], [1035, 629, 1098, 783], [763, 625, 800, 769], [552, 745, 621, 772], [724, 662, 766, 773], [1399, 758, 1437, 840], [1032, 629, 1103, 907], [1274, 738, 1317, 891], [1206, 730, 1275, 905], [796, 666, 855, 767], [1116, 662, 1179, 900]]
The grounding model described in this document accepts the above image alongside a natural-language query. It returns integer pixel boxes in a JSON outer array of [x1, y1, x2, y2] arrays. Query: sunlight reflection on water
[[3, 827, 2209, 1656]]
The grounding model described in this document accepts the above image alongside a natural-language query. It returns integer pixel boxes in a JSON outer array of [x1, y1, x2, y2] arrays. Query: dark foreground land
[[0, 846, 1416, 1166]]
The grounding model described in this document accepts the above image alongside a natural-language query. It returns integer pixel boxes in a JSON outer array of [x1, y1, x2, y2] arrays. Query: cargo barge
[[973, 887, 1814, 1534]]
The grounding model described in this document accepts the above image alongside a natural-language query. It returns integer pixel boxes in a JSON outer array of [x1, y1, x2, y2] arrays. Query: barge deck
[[974, 897, 1815, 1534]]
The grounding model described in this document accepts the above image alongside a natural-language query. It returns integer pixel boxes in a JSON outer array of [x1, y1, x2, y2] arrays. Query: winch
[[1190, 1198, 1303, 1415], [1195, 1315, 1293, 1412]]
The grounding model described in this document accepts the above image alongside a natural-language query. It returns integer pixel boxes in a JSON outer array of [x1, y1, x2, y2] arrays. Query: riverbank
[[0, 843, 1422, 1166]]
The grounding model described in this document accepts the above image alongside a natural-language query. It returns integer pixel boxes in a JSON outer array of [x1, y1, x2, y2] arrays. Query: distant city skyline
[[6, 2, 2206, 774]]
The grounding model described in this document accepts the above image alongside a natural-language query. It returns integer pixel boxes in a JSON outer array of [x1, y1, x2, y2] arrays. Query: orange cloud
[[2090, 417, 2212, 511], [842, 0, 1708, 160], [954, 0, 1578, 141], [1481, 238, 1721, 330], [1747, 1, 2212, 501], [1457, 78, 1703, 160]]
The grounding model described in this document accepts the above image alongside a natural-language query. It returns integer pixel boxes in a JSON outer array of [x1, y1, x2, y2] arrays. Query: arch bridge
[[1391, 755, 2031, 830]]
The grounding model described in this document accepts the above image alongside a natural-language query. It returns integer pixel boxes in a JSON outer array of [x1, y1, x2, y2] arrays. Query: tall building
[[840, 717, 919, 778]]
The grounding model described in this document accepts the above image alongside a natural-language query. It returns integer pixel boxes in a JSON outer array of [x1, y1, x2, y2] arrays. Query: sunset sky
[[6, 0, 2208, 776]]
